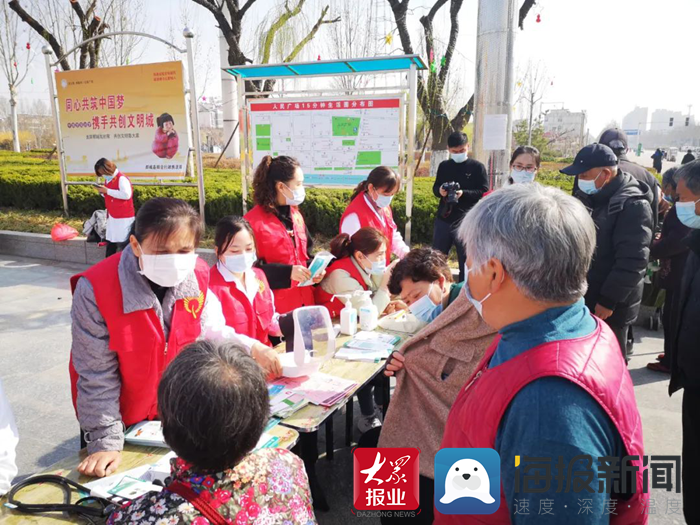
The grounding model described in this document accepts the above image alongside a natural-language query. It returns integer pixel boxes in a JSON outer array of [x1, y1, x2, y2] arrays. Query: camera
[[441, 181, 461, 205]]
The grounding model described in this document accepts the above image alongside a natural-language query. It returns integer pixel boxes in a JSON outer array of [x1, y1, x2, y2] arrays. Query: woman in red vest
[[340, 166, 409, 265], [94, 158, 135, 258], [315, 227, 394, 318], [70, 198, 280, 478], [209, 215, 282, 348], [244, 155, 324, 314]]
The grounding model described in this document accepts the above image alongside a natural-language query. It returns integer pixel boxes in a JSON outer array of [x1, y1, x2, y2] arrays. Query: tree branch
[[282, 5, 339, 63], [450, 93, 474, 129], [238, 0, 257, 18], [438, 0, 462, 86], [260, 0, 305, 64], [519, 0, 536, 30], [8, 0, 71, 70]]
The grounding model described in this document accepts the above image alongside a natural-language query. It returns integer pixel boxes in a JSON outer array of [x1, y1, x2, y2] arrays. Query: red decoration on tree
[[13, 61, 17, 67], [317, 55, 321, 61], [26, 42, 30, 50], [536, 13, 541, 23]]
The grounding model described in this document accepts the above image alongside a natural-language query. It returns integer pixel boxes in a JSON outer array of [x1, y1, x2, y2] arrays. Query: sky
[[3, 0, 700, 137]]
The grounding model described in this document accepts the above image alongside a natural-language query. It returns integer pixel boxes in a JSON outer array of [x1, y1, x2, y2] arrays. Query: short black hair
[[388, 247, 453, 295], [447, 131, 468, 148], [214, 215, 255, 256], [157, 113, 174, 128], [133, 197, 203, 247], [94, 158, 108, 176], [158, 340, 269, 472]]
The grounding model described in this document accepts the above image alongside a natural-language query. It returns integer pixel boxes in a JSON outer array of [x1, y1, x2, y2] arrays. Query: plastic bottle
[[357, 290, 378, 331], [333, 294, 357, 336]]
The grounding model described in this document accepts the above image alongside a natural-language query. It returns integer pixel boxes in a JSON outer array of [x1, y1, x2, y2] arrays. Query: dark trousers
[[357, 375, 385, 416], [683, 388, 700, 523], [105, 240, 126, 258], [432, 218, 466, 282], [606, 322, 629, 361], [660, 288, 676, 367]]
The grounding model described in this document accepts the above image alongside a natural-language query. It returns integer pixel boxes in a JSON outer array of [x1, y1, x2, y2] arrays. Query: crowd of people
[[1, 126, 699, 524]]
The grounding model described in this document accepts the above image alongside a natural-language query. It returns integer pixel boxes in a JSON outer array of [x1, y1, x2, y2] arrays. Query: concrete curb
[[0, 230, 217, 266]]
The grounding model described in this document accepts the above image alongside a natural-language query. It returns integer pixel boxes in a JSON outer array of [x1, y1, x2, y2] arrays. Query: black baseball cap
[[560, 144, 619, 176], [599, 128, 628, 151]]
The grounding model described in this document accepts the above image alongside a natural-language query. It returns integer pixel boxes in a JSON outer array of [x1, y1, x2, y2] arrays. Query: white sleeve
[[392, 228, 410, 258], [0, 380, 18, 496], [106, 176, 132, 200], [340, 213, 361, 236], [200, 291, 260, 353]]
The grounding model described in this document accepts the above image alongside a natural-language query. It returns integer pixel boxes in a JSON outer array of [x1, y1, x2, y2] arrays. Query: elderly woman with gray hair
[[435, 184, 647, 524], [109, 340, 315, 525]]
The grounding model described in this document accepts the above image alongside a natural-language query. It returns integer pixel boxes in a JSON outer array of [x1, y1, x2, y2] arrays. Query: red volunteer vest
[[244, 204, 314, 314], [104, 171, 135, 219], [340, 193, 396, 265], [314, 257, 368, 317], [209, 265, 275, 346], [68, 253, 209, 427], [436, 320, 647, 525]]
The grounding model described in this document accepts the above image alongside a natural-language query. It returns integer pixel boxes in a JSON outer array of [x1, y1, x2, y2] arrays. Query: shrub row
[[0, 151, 574, 245]]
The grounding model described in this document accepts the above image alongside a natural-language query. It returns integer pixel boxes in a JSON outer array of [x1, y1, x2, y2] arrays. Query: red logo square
[[353, 447, 420, 510]]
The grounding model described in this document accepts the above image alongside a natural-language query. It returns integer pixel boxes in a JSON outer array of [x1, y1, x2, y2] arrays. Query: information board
[[248, 96, 401, 186]]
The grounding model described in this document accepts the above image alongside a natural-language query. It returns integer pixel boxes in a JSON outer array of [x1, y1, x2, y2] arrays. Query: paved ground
[[0, 254, 685, 524]]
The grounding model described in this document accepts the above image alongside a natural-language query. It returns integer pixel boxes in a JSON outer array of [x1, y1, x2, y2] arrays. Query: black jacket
[[670, 229, 700, 395], [575, 172, 654, 327], [650, 206, 690, 290], [682, 152, 696, 165], [432, 158, 489, 224]]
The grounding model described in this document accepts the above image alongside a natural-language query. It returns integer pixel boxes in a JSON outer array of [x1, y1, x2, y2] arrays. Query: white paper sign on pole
[[483, 114, 508, 151]]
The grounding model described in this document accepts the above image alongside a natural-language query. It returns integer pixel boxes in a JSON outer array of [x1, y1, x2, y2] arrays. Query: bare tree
[[167, 2, 213, 100], [99, 0, 147, 67], [516, 61, 548, 147], [191, 0, 339, 93], [0, 1, 33, 151], [387, 0, 536, 172], [8, 0, 147, 71]]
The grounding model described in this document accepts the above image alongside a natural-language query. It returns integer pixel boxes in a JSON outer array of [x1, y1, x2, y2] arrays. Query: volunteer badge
[[353, 447, 420, 510], [434, 448, 500, 515]]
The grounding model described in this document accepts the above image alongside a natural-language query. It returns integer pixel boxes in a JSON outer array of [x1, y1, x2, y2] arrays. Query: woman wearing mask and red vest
[[209, 215, 282, 348], [340, 166, 409, 265], [70, 198, 280, 478], [94, 158, 135, 258], [315, 227, 394, 318], [245, 155, 324, 314]]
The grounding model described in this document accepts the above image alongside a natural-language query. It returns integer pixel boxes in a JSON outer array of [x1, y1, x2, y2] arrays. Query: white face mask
[[138, 245, 198, 288], [511, 169, 536, 184], [284, 183, 306, 206], [223, 252, 257, 273], [364, 256, 386, 276], [104, 175, 114, 183], [451, 152, 467, 163], [373, 192, 394, 208], [463, 264, 492, 317]]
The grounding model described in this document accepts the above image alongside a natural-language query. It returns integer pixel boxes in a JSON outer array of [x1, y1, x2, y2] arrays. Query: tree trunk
[[9, 87, 20, 152], [527, 98, 534, 146]]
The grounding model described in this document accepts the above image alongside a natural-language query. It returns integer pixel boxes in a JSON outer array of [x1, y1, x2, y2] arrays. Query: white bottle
[[357, 290, 378, 331], [334, 294, 357, 336]]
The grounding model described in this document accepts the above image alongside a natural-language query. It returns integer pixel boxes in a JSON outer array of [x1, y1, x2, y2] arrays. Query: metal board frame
[[42, 30, 206, 223]]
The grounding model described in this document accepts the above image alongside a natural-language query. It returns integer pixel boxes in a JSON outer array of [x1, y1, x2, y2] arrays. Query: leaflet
[[297, 251, 335, 287]]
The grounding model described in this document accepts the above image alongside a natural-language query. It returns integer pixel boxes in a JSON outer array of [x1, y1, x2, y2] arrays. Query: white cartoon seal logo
[[440, 458, 495, 504]]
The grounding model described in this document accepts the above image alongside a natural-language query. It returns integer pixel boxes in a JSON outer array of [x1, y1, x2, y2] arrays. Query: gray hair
[[661, 167, 680, 189], [457, 183, 596, 303], [679, 160, 700, 195]]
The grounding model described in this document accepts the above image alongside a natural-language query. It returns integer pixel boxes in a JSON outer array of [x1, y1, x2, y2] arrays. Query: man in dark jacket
[[669, 160, 700, 524], [562, 144, 653, 358], [647, 167, 690, 373], [651, 148, 664, 173], [682, 149, 696, 165]]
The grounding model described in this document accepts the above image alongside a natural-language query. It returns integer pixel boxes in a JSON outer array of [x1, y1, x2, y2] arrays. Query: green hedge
[[0, 151, 573, 245]]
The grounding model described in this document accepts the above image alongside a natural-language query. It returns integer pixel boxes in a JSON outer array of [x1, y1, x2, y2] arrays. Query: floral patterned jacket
[[108, 448, 316, 525]]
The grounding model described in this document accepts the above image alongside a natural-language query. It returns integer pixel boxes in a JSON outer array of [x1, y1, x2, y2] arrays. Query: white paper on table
[[483, 114, 508, 150]]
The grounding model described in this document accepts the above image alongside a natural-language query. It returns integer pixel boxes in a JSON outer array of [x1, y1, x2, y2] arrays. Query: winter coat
[[575, 172, 654, 327], [650, 206, 690, 290]]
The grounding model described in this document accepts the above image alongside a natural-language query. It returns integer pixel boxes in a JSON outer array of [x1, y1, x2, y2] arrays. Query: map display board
[[248, 96, 402, 186]]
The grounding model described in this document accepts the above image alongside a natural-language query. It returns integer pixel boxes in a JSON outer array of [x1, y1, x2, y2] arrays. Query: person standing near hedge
[[94, 158, 135, 258], [245, 155, 324, 315], [340, 166, 409, 264], [432, 131, 488, 282]]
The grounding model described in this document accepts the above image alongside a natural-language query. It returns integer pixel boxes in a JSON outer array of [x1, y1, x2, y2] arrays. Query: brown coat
[[378, 292, 496, 478]]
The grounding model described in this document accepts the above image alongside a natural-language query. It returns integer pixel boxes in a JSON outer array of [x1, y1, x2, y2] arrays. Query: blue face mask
[[409, 283, 443, 323], [369, 259, 386, 276], [511, 169, 536, 184], [451, 152, 467, 163], [104, 175, 114, 183], [578, 170, 604, 195], [463, 264, 493, 317], [663, 194, 675, 204], [676, 199, 700, 229], [373, 193, 394, 208]]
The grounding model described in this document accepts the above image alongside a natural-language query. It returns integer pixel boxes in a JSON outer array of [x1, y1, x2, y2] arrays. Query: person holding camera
[[432, 131, 488, 281]]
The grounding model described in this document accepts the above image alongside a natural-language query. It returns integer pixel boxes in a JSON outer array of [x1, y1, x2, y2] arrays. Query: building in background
[[543, 108, 587, 157], [651, 109, 685, 132], [622, 106, 649, 133], [197, 99, 223, 129]]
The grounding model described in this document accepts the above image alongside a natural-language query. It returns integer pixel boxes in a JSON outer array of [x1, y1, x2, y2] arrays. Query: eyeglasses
[[512, 164, 537, 173]]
